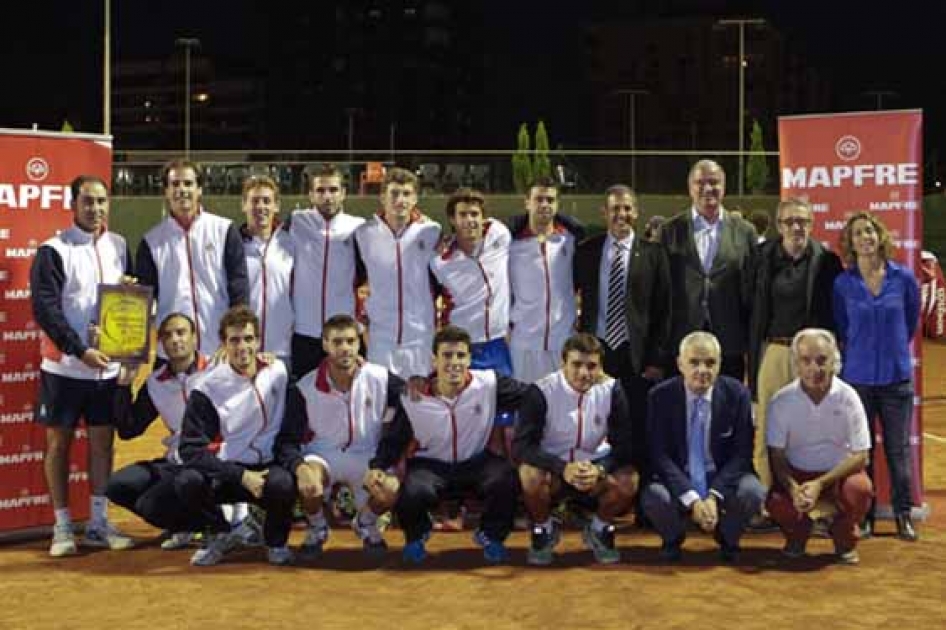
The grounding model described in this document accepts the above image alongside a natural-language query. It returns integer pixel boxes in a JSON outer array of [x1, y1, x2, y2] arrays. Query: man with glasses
[[748, 199, 842, 496]]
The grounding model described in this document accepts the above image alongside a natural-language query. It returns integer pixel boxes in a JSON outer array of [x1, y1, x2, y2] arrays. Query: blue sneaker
[[473, 529, 510, 564], [402, 539, 427, 564]]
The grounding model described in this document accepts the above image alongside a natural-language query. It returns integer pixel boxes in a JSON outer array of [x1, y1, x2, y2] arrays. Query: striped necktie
[[604, 242, 628, 349]]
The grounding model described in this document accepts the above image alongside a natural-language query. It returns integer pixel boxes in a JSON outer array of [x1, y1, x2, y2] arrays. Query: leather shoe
[[895, 513, 918, 542]]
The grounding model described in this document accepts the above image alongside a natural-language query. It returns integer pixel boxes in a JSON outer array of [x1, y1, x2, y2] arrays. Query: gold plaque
[[95, 284, 153, 363]]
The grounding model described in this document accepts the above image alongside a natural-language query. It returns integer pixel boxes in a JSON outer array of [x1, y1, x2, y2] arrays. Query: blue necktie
[[688, 397, 709, 499]]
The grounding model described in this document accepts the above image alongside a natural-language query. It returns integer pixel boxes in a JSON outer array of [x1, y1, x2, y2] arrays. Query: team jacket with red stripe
[[30, 225, 131, 381], [112, 355, 208, 464], [276, 361, 405, 473], [430, 220, 511, 343], [512, 370, 634, 476], [136, 210, 249, 358], [179, 358, 288, 484], [370, 369, 529, 469], [354, 212, 441, 346], [242, 226, 294, 358], [288, 209, 364, 338], [508, 219, 579, 352]]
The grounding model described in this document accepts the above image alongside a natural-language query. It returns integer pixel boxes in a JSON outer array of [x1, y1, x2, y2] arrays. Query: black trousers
[[601, 341, 656, 476], [174, 463, 296, 547], [291, 334, 327, 382], [396, 451, 519, 543], [107, 459, 206, 533]]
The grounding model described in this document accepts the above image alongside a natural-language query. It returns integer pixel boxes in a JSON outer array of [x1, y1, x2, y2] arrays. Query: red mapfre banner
[[920, 251, 946, 340], [0, 129, 112, 536], [778, 110, 925, 515]]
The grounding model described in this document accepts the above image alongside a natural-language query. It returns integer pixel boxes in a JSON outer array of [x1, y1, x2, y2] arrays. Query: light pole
[[103, 0, 111, 136], [175, 37, 200, 156], [718, 18, 765, 197], [614, 89, 648, 190]]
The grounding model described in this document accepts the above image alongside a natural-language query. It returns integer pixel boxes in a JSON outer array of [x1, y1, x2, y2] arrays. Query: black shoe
[[895, 513, 918, 542], [658, 540, 683, 562]]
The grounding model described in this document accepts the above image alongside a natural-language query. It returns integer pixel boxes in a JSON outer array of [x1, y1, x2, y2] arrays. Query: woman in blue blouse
[[833, 212, 920, 541]]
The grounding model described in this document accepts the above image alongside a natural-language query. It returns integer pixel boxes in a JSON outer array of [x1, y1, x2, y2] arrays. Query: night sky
[[2, 1, 943, 159]]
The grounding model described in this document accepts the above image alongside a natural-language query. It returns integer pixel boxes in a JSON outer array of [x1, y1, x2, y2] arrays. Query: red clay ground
[[3, 344, 946, 629]]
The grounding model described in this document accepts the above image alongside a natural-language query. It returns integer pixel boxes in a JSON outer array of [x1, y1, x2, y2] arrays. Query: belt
[[766, 337, 793, 346]]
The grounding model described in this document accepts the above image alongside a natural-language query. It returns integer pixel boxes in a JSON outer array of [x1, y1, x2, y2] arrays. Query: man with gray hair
[[642, 331, 765, 562], [765, 328, 873, 564], [660, 160, 757, 380]]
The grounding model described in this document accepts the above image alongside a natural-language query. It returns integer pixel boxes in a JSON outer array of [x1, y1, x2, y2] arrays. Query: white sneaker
[[299, 523, 329, 558], [352, 514, 388, 555], [190, 532, 237, 567], [161, 531, 195, 551], [83, 521, 135, 550], [267, 546, 294, 566], [49, 523, 78, 558]]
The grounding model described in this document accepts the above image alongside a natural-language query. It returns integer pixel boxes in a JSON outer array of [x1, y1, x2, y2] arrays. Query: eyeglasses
[[779, 217, 812, 227]]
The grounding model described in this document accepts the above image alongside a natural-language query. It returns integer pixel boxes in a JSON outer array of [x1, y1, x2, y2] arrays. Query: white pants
[[303, 446, 374, 507], [367, 338, 432, 378], [510, 346, 561, 383]]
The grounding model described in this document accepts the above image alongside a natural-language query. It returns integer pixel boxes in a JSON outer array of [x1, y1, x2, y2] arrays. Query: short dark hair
[[158, 312, 196, 338], [218, 305, 259, 342], [528, 176, 559, 195], [748, 210, 771, 236], [561, 333, 603, 361], [432, 325, 472, 354], [70, 175, 108, 203], [308, 163, 345, 187], [444, 188, 486, 220], [162, 158, 203, 188], [323, 313, 359, 337]]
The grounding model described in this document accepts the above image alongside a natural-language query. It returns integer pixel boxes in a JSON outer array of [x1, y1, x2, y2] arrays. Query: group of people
[[30, 157, 921, 568]]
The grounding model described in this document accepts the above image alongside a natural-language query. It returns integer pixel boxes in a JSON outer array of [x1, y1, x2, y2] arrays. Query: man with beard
[[288, 164, 365, 380]]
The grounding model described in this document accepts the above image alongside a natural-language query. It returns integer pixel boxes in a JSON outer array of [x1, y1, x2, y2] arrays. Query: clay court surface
[[4, 346, 946, 629]]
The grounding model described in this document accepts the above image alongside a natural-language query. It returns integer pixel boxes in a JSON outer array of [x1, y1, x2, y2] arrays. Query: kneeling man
[[766, 328, 873, 564], [365, 325, 528, 564], [513, 333, 638, 565], [642, 332, 765, 562]]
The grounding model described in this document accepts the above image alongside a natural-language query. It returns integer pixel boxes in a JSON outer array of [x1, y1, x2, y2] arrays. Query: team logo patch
[[594, 414, 603, 427], [418, 240, 426, 251], [835, 135, 862, 162], [26, 157, 50, 182], [473, 403, 482, 416], [365, 396, 373, 408]]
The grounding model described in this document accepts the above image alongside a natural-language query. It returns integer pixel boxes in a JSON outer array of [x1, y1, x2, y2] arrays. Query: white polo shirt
[[766, 378, 871, 472]]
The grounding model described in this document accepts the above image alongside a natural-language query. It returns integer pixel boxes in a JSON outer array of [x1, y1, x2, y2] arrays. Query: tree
[[533, 120, 552, 180], [512, 123, 533, 194], [746, 119, 770, 195]]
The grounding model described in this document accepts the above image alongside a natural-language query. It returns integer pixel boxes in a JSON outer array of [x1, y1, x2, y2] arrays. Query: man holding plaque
[[31, 175, 135, 557], [136, 158, 249, 361]]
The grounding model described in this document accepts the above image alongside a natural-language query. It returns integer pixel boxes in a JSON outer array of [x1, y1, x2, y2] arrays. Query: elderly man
[[766, 328, 873, 565], [748, 198, 842, 508], [642, 331, 765, 562], [660, 160, 757, 380]]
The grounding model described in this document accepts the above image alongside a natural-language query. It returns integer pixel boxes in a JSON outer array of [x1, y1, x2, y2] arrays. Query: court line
[[923, 432, 946, 444]]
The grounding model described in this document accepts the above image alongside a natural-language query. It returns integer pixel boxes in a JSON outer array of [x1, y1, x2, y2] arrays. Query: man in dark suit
[[660, 160, 757, 380], [641, 331, 765, 562], [574, 184, 671, 474]]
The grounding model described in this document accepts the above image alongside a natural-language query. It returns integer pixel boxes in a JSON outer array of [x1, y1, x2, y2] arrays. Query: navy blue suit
[[642, 375, 765, 553]]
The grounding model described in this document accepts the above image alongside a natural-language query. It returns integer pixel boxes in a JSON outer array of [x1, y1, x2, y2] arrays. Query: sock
[[54, 508, 72, 528], [306, 511, 327, 529], [535, 517, 553, 533], [591, 514, 610, 534], [230, 503, 249, 525], [90, 495, 108, 526]]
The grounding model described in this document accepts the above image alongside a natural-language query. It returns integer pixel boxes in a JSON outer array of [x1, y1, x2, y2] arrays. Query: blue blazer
[[647, 375, 755, 503]]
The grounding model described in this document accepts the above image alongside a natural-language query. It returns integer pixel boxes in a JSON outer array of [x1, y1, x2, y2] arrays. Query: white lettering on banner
[[0, 270, 8, 281], [782, 163, 920, 189], [811, 203, 829, 213], [0, 228, 9, 240], [0, 494, 49, 511], [938, 287, 946, 337], [69, 471, 89, 483], [4, 247, 36, 259], [0, 411, 32, 424], [824, 221, 846, 230], [0, 371, 40, 383], [0, 451, 43, 466], [3, 289, 30, 300], [0, 184, 69, 211], [2, 330, 40, 342], [895, 239, 920, 250]]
